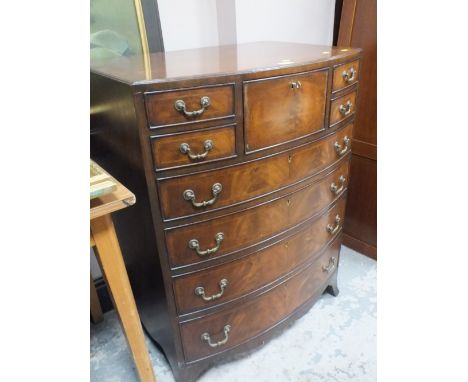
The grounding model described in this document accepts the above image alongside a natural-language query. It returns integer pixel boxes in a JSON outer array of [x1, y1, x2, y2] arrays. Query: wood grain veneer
[[165, 159, 350, 269], [243, 69, 328, 152], [180, 236, 342, 361], [145, 84, 235, 128], [158, 124, 353, 220], [173, 196, 346, 315], [90, 42, 362, 382], [151, 125, 236, 170]]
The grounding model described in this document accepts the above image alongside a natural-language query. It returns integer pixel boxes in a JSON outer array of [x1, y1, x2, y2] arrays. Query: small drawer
[[329, 91, 357, 126], [332, 60, 359, 92], [179, 236, 342, 361], [173, 196, 347, 315], [158, 124, 352, 220], [243, 69, 328, 152], [151, 126, 236, 170], [165, 159, 350, 269], [145, 84, 235, 129]]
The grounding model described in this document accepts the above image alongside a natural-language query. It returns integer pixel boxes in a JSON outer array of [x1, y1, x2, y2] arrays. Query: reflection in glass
[[90, 0, 144, 64]]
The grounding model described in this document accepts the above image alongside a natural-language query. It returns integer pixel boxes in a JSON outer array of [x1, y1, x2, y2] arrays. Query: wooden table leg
[[91, 214, 156, 382], [90, 273, 103, 323]]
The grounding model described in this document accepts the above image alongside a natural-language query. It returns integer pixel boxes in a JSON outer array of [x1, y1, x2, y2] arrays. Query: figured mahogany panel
[[165, 159, 350, 268], [290, 123, 353, 182], [289, 160, 350, 224], [159, 128, 352, 220], [91, 41, 363, 382], [330, 91, 357, 126], [179, 237, 342, 361], [243, 70, 328, 152], [165, 197, 287, 268], [158, 154, 289, 220], [173, 197, 346, 314], [332, 60, 360, 92], [145, 84, 234, 128], [151, 126, 236, 170]]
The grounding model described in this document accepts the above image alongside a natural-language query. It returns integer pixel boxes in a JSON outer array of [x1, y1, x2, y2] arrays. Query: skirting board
[[342, 233, 377, 260]]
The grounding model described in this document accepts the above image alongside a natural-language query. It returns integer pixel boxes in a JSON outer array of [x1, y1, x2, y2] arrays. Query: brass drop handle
[[201, 325, 231, 348], [330, 176, 346, 195], [334, 136, 350, 156], [180, 140, 214, 160], [195, 279, 228, 301], [322, 257, 337, 273], [174, 96, 210, 118], [327, 215, 341, 235], [339, 100, 353, 116], [342, 67, 356, 83], [183, 183, 222, 208], [188, 232, 224, 257], [289, 80, 302, 89]]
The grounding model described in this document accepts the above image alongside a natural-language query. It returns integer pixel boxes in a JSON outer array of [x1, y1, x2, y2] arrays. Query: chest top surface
[[90, 41, 361, 85]]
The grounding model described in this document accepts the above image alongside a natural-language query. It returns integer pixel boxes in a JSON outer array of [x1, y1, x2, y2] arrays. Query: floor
[[90, 246, 376, 382]]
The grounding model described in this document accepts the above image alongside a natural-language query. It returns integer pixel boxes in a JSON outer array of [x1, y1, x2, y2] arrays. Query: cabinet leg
[[325, 271, 340, 297], [91, 214, 156, 382]]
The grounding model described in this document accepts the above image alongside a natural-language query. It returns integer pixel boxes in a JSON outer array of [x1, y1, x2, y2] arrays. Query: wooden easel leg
[[91, 214, 156, 382]]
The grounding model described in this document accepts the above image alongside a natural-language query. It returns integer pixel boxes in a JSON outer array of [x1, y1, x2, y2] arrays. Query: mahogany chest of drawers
[[91, 42, 361, 381]]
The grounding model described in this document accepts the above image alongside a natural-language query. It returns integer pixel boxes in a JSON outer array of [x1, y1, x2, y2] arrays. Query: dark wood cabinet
[[91, 42, 362, 381], [338, 0, 377, 258]]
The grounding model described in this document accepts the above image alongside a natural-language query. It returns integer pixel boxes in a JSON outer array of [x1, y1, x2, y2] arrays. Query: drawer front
[[165, 159, 350, 268], [158, 125, 352, 220], [145, 85, 235, 128], [173, 196, 346, 315], [179, 236, 342, 361], [151, 126, 236, 170], [243, 69, 328, 152], [290, 123, 353, 182], [332, 60, 360, 92], [330, 91, 357, 126]]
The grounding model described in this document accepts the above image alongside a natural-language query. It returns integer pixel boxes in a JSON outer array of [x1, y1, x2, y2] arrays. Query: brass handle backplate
[[183, 183, 222, 208], [188, 232, 224, 257], [330, 176, 346, 195], [195, 279, 228, 301], [180, 140, 214, 160], [289, 80, 302, 89], [201, 325, 231, 348], [339, 100, 353, 116], [334, 136, 350, 156], [327, 215, 341, 235], [342, 67, 356, 83], [174, 96, 210, 118], [322, 257, 337, 273]]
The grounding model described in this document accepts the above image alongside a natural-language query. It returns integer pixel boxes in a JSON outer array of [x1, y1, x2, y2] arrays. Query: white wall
[[158, 0, 220, 51], [158, 0, 336, 51], [217, 0, 237, 45], [235, 0, 335, 46]]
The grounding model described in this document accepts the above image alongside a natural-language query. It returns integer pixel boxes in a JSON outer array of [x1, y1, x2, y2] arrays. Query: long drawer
[[158, 123, 353, 220], [165, 159, 350, 269], [173, 196, 346, 315], [179, 235, 341, 361]]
